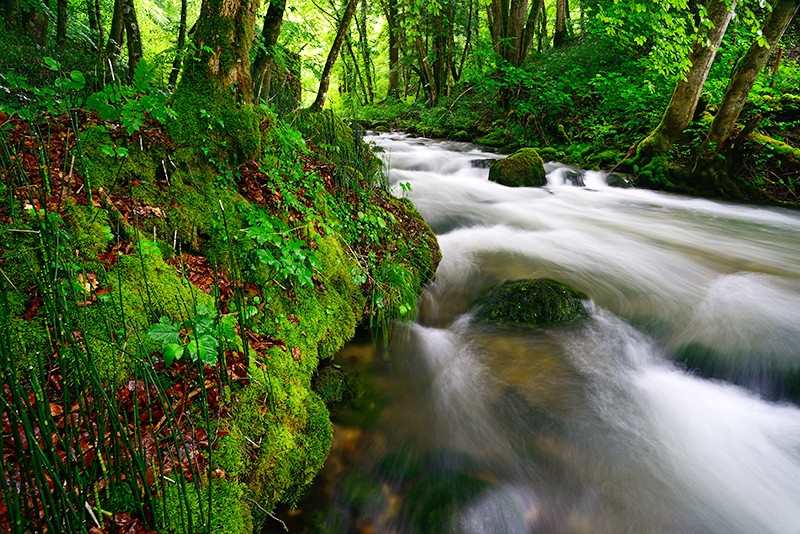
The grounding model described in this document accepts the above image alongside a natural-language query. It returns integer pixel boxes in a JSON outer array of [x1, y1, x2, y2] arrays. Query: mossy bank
[[0, 107, 439, 532]]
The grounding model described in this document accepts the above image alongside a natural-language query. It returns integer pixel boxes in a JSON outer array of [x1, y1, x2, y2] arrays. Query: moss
[[475, 278, 588, 327], [751, 133, 800, 161], [451, 130, 471, 142], [159, 478, 253, 534], [312, 364, 351, 405], [69, 240, 217, 385], [214, 427, 248, 480], [488, 148, 547, 187], [475, 129, 509, 148], [61, 200, 114, 260], [170, 74, 263, 163]]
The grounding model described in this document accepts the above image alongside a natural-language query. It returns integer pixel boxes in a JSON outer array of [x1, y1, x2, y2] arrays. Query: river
[[296, 133, 800, 534]]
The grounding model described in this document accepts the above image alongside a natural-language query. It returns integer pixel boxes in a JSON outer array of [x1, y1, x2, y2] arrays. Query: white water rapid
[[314, 133, 800, 534]]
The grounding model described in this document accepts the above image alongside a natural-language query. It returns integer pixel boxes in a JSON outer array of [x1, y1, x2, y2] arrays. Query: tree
[[57, 0, 68, 46], [172, 0, 261, 161], [706, 0, 799, 151], [487, 0, 540, 66], [122, 0, 143, 77], [168, 0, 189, 89], [310, 0, 360, 111], [554, 0, 569, 46], [385, 0, 400, 98], [639, 0, 738, 156], [252, 0, 286, 102], [106, 0, 126, 66], [1, 0, 49, 45]]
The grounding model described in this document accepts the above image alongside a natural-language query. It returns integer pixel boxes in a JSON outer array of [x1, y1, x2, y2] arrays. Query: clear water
[[306, 133, 800, 534]]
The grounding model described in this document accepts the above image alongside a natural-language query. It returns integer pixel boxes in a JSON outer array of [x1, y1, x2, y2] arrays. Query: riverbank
[[0, 110, 439, 532], [349, 35, 800, 208]]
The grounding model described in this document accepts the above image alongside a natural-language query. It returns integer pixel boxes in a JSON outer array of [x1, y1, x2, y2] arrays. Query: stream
[[295, 133, 800, 533]]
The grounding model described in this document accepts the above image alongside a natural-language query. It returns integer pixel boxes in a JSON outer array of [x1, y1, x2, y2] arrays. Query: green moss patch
[[488, 148, 547, 188], [475, 279, 588, 327]]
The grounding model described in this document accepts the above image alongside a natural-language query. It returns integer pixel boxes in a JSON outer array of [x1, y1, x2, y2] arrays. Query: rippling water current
[[298, 133, 800, 534]]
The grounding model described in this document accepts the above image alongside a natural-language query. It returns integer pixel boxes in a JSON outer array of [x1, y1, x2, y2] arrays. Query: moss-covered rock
[[488, 148, 547, 188], [474, 279, 588, 327]]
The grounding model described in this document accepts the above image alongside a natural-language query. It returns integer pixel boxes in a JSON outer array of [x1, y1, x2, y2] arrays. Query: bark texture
[[122, 0, 143, 76]]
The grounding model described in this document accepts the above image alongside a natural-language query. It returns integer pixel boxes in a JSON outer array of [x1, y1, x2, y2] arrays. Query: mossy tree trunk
[[172, 0, 262, 161], [706, 0, 799, 151], [1, 0, 49, 45], [638, 0, 737, 157], [310, 0, 359, 111], [56, 0, 67, 46]]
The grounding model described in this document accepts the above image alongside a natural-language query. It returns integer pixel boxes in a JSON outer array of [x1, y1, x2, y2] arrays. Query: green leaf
[[69, 71, 86, 90], [43, 57, 59, 71], [163, 343, 184, 366], [148, 317, 181, 345]]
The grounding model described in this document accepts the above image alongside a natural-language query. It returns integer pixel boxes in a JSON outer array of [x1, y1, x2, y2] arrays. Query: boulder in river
[[475, 279, 588, 326], [488, 148, 547, 187]]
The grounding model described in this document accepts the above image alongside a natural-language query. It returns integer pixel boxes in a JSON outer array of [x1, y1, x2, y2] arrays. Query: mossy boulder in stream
[[475, 279, 588, 327], [488, 148, 547, 187]]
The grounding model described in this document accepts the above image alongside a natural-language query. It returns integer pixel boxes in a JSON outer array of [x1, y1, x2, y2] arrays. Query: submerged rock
[[488, 148, 547, 187], [475, 279, 588, 327]]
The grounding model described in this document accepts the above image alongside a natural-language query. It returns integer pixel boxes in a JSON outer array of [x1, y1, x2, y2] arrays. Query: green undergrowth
[[0, 98, 439, 532]]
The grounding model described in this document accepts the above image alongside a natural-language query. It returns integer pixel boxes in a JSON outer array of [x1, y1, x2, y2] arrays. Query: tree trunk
[[706, 0, 799, 150], [122, 0, 143, 77], [94, 0, 104, 48], [554, 0, 568, 47], [415, 34, 437, 104], [386, 0, 400, 98], [172, 0, 261, 161], [106, 0, 125, 63], [10, 0, 49, 45], [310, 0, 359, 112], [489, 0, 534, 66], [356, 0, 374, 103], [168, 0, 188, 89], [433, 14, 448, 99], [57, 0, 67, 46], [519, 0, 542, 63], [87, 0, 96, 32], [345, 31, 368, 104], [640, 0, 737, 155], [252, 0, 286, 102]]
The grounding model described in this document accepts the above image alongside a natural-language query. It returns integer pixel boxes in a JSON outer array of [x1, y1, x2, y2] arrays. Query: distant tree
[[310, 0, 360, 111], [1, 0, 49, 45], [168, 0, 189, 89], [638, 0, 738, 156], [488, 0, 542, 66], [706, 0, 800, 152], [252, 0, 287, 101], [122, 0, 143, 77]]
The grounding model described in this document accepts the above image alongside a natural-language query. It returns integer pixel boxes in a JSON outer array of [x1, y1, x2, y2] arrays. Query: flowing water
[[302, 133, 800, 534]]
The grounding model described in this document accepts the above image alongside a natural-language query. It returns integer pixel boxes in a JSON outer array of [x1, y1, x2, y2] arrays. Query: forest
[[0, 0, 798, 532]]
